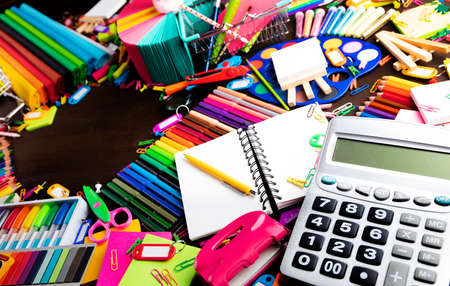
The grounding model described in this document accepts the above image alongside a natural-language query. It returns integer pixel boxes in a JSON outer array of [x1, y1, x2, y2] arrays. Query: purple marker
[[193, 106, 243, 129], [198, 102, 252, 127]]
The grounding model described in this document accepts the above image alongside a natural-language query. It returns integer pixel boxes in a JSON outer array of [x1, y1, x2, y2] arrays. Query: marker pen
[[31, 204, 58, 248], [51, 202, 76, 246], [21, 204, 50, 248], [10, 205, 40, 249], [0, 209, 11, 244], [1, 206, 30, 249], [40, 203, 69, 247]]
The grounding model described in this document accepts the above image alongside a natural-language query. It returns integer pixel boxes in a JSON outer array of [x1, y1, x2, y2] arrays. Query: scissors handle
[[88, 207, 132, 244]]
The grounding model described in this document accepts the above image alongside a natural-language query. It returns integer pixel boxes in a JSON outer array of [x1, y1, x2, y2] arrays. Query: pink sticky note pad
[[395, 109, 425, 124], [410, 81, 450, 125], [97, 231, 172, 285]]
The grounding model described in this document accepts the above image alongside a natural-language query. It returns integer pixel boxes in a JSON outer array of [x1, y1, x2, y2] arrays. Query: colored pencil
[[376, 92, 416, 108], [356, 111, 381, 118], [378, 84, 410, 98], [369, 96, 413, 110], [364, 101, 399, 115], [381, 76, 421, 88], [379, 79, 415, 93], [358, 106, 395, 119]]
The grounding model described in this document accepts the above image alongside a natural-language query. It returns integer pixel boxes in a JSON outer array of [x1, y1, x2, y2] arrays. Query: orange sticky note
[[82, 219, 141, 284]]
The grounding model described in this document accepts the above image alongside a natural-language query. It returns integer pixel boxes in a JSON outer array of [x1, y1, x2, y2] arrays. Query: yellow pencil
[[184, 154, 255, 196]]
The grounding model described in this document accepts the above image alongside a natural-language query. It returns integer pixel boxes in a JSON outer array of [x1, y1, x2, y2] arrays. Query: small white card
[[410, 80, 450, 125]]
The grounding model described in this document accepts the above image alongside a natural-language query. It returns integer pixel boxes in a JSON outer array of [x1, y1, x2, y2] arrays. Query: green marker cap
[[43, 204, 59, 227], [33, 204, 50, 228]]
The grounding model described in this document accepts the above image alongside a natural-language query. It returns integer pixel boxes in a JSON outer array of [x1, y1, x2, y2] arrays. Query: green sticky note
[[119, 234, 200, 286]]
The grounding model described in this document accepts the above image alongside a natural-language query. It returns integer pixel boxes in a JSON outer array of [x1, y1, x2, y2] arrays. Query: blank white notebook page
[[175, 105, 329, 240]]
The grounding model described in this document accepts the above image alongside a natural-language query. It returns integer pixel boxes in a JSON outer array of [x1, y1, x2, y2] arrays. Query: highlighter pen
[[31, 204, 59, 248], [318, 6, 337, 36], [325, 6, 346, 36], [52, 202, 76, 246], [21, 204, 50, 248], [310, 8, 325, 37], [10, 205, 40, 249], [339, 7, 365, 37], [0, 208, 11, 245], [332, 7, 355, 36], [1, 206, 30, 249], [129, 163, 181, 200], [42, 202, 69, 247]]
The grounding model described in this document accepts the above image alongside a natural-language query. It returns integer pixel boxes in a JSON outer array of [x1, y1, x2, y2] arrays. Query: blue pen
[[129, 163, 181, 199], [41, 203, 69, 247], [52, 202, 76, 246], [318, 6, 337, 36], [325, 6, 346, 35], [331, 7, 355, 35], [120, 169, 183, 210], [117, 172, 183, 217]]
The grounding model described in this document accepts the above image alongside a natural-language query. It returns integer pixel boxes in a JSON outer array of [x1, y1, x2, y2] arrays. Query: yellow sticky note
[[82, 219, 141, 284]]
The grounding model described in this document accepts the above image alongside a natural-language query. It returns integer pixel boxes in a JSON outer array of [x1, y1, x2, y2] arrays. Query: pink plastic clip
[[195, 211, 288, 286]]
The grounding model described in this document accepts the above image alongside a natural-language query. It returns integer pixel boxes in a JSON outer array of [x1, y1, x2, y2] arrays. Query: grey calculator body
[[281, 117, 450, 286]]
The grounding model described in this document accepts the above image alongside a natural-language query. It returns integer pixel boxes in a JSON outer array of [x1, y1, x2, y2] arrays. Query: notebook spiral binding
[[237, 125, 281, 211]]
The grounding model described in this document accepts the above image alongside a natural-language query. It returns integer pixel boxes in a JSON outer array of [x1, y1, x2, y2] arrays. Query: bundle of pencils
[[0, 138, 21, 201], [357, 76, 420, 119]]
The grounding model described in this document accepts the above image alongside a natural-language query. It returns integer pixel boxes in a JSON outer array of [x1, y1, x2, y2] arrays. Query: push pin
[[95, 182, 102, 193]]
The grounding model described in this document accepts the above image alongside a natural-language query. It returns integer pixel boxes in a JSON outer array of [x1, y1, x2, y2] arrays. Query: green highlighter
[[31, 204, 59, 248], [21, 203, 50, 248]]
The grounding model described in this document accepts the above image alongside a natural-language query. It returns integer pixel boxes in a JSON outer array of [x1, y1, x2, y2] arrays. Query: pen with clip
[[1, 206, 30, 249], [41, 202, 69, 247], [21, 204, 49, 248], [9, 205, 40, 249], [52, 202, 76, 246], [31, 204, 58, 248], [0, 208, 12, 245]]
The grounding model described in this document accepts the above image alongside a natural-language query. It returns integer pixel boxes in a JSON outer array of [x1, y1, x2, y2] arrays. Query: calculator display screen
[[332, 138, 450, 180]]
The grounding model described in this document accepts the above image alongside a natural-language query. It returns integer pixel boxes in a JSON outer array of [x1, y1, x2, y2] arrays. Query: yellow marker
[[184, 154, 255, 196], [287, 177, 306, 188]]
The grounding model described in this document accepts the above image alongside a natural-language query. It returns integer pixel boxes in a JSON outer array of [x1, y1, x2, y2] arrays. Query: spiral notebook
[[175, 105, 328, 240]]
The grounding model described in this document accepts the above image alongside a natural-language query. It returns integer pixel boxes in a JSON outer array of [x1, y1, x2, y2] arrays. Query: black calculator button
[[326, 238, 353, 258], [299, 232, 324, 251], [356, 245, 383, 266], [306, 214, 331, 232], [339, 202, 364, 219], [312, 197, 337, 213], [362, 226, 388, 245], [292, 252, 318, 271], [396, 228, 417, 243], [350, 266, 378, 286], [367, 207, 393, 225], [333, 220, 359, 238], [320, 258, 347, 279]]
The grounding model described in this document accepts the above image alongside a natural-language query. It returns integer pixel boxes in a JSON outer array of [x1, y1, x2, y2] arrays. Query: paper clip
[[287, 177, 306, 188], [304, 168, 316, 188], [369, 80, 380, 93], [162, 269, 178, 286], [174, 257, 195, 271], [418, 105, 440, 113], [111, 249, 118, 271], [332, 102, 353, 115], [350, 83, 369, 95], [151, 269, 168, 286], [307, 102, 318, 118]]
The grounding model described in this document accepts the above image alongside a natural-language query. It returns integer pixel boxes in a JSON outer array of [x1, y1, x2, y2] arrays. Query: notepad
[[119, 234, 200, 286], [175, 105, 328, 240], [410, 80, 450, 125]]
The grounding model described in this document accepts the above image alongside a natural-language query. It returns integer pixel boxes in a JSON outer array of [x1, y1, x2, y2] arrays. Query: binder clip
[[195, 211, 288, 286]]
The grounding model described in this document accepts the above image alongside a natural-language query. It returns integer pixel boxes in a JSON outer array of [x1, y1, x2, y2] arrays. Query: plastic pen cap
[[0, 209, 11, 228], [51, 203, 70, 227], [63, 203, 77, 225], [32, 204, 51, 229], [42, 204, 59, 228], [21, 206, 40, 230], [2, 207, 21, 230], [11, 206, 31, 230]]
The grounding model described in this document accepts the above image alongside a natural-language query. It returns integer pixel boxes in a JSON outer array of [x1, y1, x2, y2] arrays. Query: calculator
[[281, 117, 450, 286]]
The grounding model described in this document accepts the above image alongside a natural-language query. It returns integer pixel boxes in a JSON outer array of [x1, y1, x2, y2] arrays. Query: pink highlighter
[[195, 211, 288, 286]]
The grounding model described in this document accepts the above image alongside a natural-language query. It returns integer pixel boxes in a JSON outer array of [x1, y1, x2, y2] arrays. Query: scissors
[[83, 185, 132, 243]]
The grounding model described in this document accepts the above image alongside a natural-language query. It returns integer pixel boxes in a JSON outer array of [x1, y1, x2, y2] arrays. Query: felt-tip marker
[[31, 204, 58, 248], [1, 206, 30, 249], [52, 202, 76, 246], [21, 204, 50, 248], [42, 202, 69, 247], [10, 205, 40, 249]]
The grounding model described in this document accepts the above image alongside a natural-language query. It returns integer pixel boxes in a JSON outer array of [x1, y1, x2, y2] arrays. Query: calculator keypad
[[281, 186, 450, 286]]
